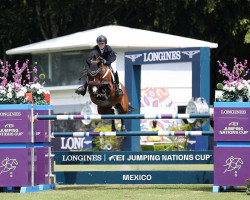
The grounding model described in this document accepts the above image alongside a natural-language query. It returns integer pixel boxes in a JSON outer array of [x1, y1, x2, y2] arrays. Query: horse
[[86, 54, 129, 131]]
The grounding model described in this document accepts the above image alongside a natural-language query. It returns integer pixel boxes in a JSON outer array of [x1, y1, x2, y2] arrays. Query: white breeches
[[111, 60, 117, 73]]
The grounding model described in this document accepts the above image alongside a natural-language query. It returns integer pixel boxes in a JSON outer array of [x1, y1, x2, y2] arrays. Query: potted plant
[[216, 58, 250, 102], [0, 60, 50, 105]]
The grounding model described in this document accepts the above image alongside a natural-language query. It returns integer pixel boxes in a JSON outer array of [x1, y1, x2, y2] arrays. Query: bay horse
[[87, 53, 129, 131]]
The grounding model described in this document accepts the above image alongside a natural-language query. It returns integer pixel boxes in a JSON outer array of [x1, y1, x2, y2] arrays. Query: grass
[[0, 164, 248, 200], [0, 184, 248, 200]]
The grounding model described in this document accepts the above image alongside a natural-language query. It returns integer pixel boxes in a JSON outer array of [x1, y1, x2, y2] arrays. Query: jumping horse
[[86, 51, 129, 131]]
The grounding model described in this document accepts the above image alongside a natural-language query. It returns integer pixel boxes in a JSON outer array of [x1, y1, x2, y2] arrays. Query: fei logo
[[125, 54, 142, 62], [223, 156, 243, 177], [108, 155, 125, 161], [0, 157, 18, 177], [182, 50, 200, 58]]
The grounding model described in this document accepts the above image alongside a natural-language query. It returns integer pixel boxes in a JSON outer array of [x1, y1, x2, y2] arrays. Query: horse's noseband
[[88, 68, 102, 77]]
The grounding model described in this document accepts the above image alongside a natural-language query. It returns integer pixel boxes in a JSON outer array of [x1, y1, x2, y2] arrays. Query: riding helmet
[[96, 35, 107, 44]]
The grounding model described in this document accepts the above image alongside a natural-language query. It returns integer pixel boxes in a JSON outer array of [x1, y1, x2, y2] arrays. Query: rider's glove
[[101, 59, 106, 64]]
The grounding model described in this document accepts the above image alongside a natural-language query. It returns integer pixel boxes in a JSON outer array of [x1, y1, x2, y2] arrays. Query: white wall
[[141, 62, 192, 106]]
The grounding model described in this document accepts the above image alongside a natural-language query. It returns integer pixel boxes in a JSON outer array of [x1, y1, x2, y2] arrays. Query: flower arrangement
[[0, 60, 50, 105], [216, 58, 250, 102]]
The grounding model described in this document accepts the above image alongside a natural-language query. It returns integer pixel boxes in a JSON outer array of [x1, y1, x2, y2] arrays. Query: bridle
[[87, 62, 112, 85]]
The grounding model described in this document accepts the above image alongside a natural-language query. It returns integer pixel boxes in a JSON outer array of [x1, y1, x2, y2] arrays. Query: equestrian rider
[[75, 35, 123, 97]]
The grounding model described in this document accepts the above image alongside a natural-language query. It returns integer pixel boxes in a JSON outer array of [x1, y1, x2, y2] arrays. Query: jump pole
[[53, 131, 214, 137], [35, 113, 213, 121]]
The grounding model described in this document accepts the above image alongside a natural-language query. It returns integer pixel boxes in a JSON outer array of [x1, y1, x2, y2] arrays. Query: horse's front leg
[[111, 120, 116, 131], [98, 106, 117, 131]]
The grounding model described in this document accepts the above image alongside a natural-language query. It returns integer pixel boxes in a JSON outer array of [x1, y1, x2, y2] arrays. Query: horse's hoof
[[75, 86, 86, 96]]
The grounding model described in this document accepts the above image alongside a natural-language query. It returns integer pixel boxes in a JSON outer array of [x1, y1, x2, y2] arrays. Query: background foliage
[[0, 0, 249, 103]]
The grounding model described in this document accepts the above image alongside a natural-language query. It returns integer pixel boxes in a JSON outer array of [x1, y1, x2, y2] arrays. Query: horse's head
[[87, 50, 103, 79], [88, 61, 102, 78], [87, 61, 111, 99]]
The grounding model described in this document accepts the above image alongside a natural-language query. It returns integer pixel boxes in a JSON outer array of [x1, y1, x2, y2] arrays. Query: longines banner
[[54, 151, 213, 165], [51, 136, 93, 151], [125, 48, 201, 64]]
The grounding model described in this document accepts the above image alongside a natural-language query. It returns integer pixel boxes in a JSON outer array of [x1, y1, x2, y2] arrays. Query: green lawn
[[0, 184, 248, 200]]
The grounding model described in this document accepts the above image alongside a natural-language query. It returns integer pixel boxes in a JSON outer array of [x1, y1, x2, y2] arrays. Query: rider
[[75, 35, 123, 97]]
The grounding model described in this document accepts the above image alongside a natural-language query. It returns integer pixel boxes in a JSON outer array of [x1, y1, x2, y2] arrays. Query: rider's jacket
[[86, 45, 116, 66]]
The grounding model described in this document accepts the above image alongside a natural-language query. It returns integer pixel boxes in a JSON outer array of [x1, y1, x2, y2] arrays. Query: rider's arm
[[105, 46, 116, 66]]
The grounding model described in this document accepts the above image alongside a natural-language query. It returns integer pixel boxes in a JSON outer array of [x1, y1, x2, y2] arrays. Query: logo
[[223, 156, 243, 177], [5, 124, 14, 128], [61, 137, 92, 150], [0, 157, 18, 177], [182, 50, 200, 58], [125, 54, 142, 62], [108, 155, 124, 161]]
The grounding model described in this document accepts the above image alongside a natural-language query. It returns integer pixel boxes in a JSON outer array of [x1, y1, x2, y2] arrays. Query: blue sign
[[125, 48, 201, 65], [54, 170, 213, 184], [54, 151, 213, 165]]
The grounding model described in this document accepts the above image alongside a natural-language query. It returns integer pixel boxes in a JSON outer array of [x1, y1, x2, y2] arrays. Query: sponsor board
[[214, 147, 250, 186], [125, 48, 200, 64], [54, 151, 213, 165], [52, 136, 92, 151], [214, 106, 250, 141]]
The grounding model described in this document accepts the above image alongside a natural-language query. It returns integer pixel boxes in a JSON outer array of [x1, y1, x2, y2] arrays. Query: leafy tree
[[0, 0, 249, 104]]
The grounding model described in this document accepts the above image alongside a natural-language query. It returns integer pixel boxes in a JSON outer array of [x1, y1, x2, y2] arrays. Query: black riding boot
[[75, 82, 88, 96], [114, 72, 123, 97]]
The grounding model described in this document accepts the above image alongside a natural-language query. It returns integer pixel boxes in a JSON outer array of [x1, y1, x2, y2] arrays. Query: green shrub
[[92, 125, 125, 151]]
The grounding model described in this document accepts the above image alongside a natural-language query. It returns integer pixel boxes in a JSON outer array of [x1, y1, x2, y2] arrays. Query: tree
[[0, 0, 249, 104]]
